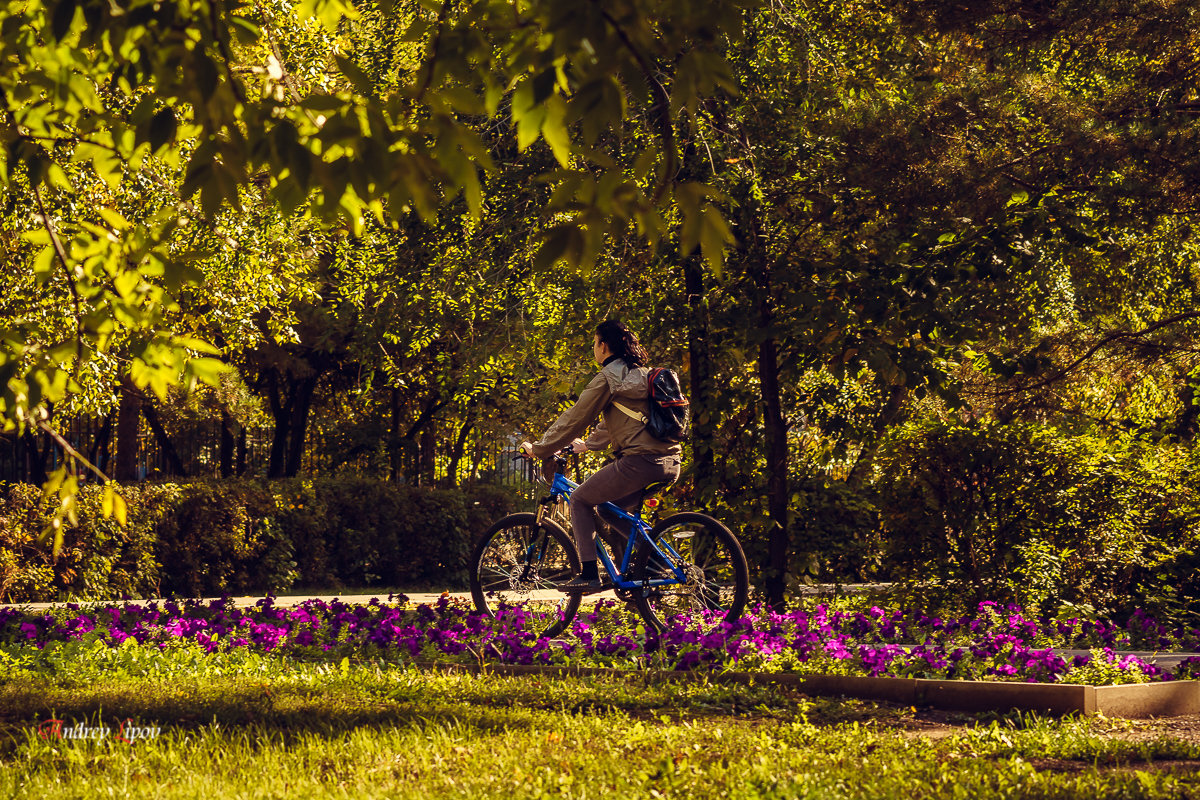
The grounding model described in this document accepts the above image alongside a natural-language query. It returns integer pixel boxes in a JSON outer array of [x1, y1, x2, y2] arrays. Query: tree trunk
[[220, 410, 236, 478], [759, 328, 790, 612], [399, 394, 445, 484], [141, 400, 188, 477], [684, 252, 717, 509], [419, 422, 437, 487], [89, 414, 113, 478], [284, 374, 320, 477], [266, 372, 291, 479], [22, 431, 48, 485], [114, 377, 143, 481], [389, 387, 401, 482], [236, 427, 248, 476], [444, 408, 475, 488], [752, 249, 790, 611]]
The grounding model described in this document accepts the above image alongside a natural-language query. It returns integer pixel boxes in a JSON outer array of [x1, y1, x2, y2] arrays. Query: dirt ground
[[896, 707, 1200, 743]]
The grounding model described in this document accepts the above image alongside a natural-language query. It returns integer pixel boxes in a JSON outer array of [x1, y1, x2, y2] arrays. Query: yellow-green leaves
[[512, 78, 548, 152], [36, 470, 127, 560], [39, 466, 78, 558], [677, 183, 736, 274], [101, 482, 128, 528], [294, 0, 357, 32], [540, 95, 572, 167]]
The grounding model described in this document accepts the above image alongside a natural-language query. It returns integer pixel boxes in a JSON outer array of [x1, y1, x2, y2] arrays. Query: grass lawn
[[3, 647, 1200, 798]]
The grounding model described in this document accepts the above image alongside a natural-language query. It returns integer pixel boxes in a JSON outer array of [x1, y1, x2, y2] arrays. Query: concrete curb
[[410, 661, 1200, 719]]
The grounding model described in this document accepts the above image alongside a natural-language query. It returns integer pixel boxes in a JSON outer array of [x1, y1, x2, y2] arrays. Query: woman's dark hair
[[596, 319, 648, 368]]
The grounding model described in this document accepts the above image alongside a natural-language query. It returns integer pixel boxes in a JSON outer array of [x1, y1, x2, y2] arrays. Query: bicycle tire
[[631, 512, 749, 632], [469, 512, 582, 639]]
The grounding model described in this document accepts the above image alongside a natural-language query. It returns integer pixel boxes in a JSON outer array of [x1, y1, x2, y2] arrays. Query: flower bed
[[3, 597, 1199, 686]]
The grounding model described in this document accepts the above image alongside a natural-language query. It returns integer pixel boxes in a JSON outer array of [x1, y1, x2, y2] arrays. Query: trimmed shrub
[[0, 478, 520, 602]]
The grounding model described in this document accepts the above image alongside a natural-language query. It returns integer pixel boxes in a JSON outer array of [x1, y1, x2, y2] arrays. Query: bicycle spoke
[[633, 513, 748, 631], [470, 513, 581, 638]]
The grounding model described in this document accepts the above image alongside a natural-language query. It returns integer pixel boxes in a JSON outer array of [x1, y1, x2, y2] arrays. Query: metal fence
[[0, 417, 528, 489]]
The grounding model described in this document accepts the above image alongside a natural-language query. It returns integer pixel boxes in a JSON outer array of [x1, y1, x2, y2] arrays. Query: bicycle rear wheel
[[469, 513, 581, 639], [631, 512, 749, 632]]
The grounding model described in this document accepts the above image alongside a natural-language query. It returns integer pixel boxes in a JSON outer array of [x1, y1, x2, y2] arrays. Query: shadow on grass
[[0, 678, 534, 753], [0, 661, 1001, 756]]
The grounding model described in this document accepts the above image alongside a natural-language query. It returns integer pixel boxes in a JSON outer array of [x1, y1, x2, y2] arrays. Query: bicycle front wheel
[[632, 512, 749, 632], [469, 512, 581, 639]]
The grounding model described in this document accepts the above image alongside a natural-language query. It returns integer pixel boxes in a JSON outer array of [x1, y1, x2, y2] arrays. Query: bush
[[0, 478, 520, 603], [874, 420, 1197, 617], [788, 477, 882, 585]]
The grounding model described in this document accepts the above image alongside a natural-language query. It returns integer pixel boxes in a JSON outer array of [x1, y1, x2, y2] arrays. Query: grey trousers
[[570, 453, 681, 562]]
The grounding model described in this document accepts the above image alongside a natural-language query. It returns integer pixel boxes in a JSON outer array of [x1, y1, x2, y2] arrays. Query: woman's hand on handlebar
[[513, 441, 578, 460], [514, 441, 579, 460]]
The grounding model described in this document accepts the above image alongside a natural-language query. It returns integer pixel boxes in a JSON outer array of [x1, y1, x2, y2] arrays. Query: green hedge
[[0, 478, 520, 602]]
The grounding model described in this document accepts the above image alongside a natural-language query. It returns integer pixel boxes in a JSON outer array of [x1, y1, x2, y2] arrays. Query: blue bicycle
[[469, 448, 750, 638]]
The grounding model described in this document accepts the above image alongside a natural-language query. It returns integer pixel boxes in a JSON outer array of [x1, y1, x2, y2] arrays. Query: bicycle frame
[[536, 468, 687, 590]]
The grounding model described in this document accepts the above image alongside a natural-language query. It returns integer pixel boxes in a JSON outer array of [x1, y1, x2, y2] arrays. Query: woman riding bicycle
[[519, 320, 682, 593]]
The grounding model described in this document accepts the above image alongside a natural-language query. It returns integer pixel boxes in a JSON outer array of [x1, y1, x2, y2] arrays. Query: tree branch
[[597, 6, 676, 204], [997, 310, 1200, 396], [415, 0, 453, 104], [34, 418, 110, 483], [211, 0, 248, 104], [32, 185, 84, 370]]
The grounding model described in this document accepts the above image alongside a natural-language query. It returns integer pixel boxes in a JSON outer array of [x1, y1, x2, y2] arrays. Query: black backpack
[[614, 368, 691, 443]]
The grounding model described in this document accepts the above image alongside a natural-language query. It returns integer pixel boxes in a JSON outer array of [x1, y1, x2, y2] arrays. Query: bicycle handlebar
[[511, 447, 573, 462], [512, 447, 574, 486]]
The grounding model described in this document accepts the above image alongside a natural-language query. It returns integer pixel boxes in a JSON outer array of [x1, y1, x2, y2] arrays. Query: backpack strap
[[612, 401, 648, 424]]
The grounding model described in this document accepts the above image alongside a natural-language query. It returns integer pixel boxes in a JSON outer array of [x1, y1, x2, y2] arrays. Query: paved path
[[1, 590, 524, 612], [0, 583, 893, 613]]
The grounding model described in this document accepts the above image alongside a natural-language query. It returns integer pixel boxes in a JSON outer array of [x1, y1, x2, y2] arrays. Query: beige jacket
[[531, 359, 683, 459]]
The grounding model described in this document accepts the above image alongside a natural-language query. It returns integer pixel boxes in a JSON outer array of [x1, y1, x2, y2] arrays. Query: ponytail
[[596, 319, 648, 368]]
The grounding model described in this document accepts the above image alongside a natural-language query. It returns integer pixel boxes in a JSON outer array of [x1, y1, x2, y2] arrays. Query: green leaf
[[533, 225, 582, 271], [699, 206, 735, 275], [541, 95, 571, 168], [461, 166, 482, 218], [45, 163, 72, 191], [301, 94, 347, 112], [102, 484, 127, 526], [512, 80, 546, 152], [97, 207, 129, 231], [185, 357, 232, 386], [192, 52, 220, 101], [296, 0, 357, 30], [230, 15, 260, 45], [174, 336, 222, 356], [400, 16, 429, 42], [32, 245, 57, 283], [334, 55, 373, 96]]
